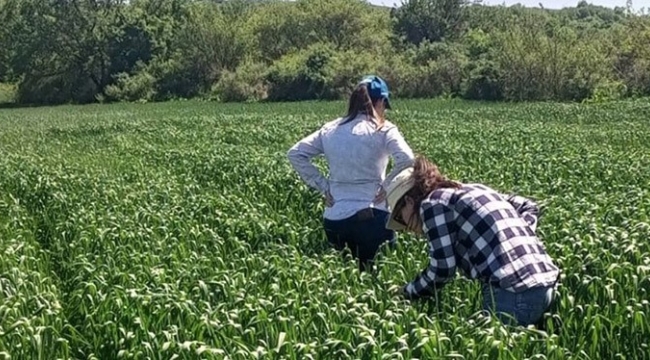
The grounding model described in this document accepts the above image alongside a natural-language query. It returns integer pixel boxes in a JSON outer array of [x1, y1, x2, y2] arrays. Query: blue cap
[[359, 75, 392, 110]]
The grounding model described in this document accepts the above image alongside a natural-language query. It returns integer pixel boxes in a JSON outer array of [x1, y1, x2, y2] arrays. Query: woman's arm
[[505, 194, 540, 231], [403, 202, 457, 300], [381, 126, 415, 191], [287, 128, 329, 196]]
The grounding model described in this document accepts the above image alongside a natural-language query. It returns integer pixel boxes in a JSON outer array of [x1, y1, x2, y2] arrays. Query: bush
[[584, 80, 627, 103], [376, 56, 447, 99], [145, 57, 205, 101], [425, 52, 468, 97], [461, 59, 503, 101], [211, 61, 268, 102], [16, 71, 98, 105], [0, 82, 16, 103], [614, 53, 650, 97], [104, 70, 157, 102], [266, 43, 336, 101], [557, 69, 597, 102], [321, 50, 383, 99], [376, 54, 422, 98], [376, 43, 468, 100]]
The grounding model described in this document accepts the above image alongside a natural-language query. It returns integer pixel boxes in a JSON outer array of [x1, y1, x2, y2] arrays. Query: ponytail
[[340, 83, 385, 129]]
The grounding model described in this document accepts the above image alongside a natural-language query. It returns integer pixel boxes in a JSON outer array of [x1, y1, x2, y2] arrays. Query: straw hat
[[385, 167, 415, 231]]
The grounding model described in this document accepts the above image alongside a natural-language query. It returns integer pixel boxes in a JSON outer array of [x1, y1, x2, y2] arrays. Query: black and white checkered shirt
[[404, 184, 559, 299]]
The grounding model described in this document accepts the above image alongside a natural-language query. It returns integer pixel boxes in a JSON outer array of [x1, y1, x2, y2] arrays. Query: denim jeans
[[482, 283, 556, 326], [323, 208, 395, 271]]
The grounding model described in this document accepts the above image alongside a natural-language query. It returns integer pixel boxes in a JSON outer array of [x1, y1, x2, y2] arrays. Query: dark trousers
[[323, 208, 395, 271]]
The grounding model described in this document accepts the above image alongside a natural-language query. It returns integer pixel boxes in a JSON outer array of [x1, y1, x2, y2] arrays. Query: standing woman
[[287, 75, 415, 271]]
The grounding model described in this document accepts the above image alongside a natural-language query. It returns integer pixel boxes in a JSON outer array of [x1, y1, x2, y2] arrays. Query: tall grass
[[0, 99, 649, 359]]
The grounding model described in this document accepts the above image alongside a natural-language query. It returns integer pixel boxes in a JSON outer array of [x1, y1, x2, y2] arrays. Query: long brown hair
[[339, 83, 385, 129], [401, 155, 462, 230]]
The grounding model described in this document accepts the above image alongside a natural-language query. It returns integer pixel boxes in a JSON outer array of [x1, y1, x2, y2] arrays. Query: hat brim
[[384, 167, 415, 231], [384, 186, 412, 231], [386, 212, 407, 231]]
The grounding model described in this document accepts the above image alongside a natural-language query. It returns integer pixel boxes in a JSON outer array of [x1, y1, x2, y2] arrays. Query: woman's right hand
[[373, 186, 387, 205]]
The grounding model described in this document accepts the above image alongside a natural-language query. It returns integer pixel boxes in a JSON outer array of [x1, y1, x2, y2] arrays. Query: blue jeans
[[482, 284, 556, 326], [323, 208, 395, 271]]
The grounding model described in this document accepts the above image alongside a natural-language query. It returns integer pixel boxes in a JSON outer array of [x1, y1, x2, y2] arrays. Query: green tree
[[136, 0, 255, 100], [392, 0, 469, 45], [2, 0, 186, 104]]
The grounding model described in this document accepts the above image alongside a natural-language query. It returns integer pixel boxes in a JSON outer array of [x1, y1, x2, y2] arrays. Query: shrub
[[16, 71, 98, 105], [0, 82, 16, 103], [104, 70, 157, 102], [266, 43, 336, 101], [211, 61, 268, 102], [461, 59, 503, 101], [584, 80, 627, 103], [321, 50, 383, 100]]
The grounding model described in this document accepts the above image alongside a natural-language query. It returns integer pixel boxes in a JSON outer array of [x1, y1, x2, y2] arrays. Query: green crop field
[[1, 99, 649, 359]]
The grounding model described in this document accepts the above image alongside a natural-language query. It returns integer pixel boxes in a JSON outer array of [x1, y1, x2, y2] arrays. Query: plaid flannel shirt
[[404, 183, 559, 299]]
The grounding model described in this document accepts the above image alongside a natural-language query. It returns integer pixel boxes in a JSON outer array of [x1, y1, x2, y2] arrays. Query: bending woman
[[385, 155, 560, 326]]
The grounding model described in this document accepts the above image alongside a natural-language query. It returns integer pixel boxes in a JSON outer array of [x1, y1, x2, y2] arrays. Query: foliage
[[104, 69, 158, 102], [266, 43, 337, 101], [0, 82, 16, 103], [392, 0, 469, 44], [1, 0, 650, 104], [211, 60, 268, 102]]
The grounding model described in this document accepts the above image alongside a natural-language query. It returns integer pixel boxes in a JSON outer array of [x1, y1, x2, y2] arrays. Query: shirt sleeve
[[404, 201, 458, 300], [381, 125, 415, 190], [286, 128, 329, 195], [505, 194, 540, 231]]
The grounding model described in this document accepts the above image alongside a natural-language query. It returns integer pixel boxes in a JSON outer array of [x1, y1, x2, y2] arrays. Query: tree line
[[0, 0, 649, 105]]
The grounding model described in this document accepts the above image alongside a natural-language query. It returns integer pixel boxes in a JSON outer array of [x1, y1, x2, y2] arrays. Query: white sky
[[368, 0, 650, 11]]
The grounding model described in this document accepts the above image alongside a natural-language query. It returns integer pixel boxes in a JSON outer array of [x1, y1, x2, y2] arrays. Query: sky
[[367, 0, 650, 11]]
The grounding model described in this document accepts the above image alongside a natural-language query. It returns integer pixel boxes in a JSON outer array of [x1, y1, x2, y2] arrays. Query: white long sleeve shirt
[[287, 114, 415, 220]]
